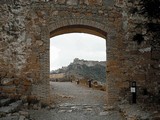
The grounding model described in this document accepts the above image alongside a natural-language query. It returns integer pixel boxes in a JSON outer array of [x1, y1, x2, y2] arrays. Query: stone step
[[0, 98, 11, 107], [10, 100, 22, 108], [0, 106, 14, 113], [1, 85, 16, 94], [0, 116, 19, 120], [0, 100, 22, 114]]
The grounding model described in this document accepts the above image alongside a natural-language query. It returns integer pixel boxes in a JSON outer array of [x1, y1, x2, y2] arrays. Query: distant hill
[[50, 58, 106, 83]]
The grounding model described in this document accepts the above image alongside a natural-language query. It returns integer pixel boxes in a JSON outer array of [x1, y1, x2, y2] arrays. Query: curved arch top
[[49, 19, 108, 39]]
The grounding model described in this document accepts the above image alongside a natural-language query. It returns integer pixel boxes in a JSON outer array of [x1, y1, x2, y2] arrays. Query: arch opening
[[50, 33, 106, 71], [49, 26, 107, 105]]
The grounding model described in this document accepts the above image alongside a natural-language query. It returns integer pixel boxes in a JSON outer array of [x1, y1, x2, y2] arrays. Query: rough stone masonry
[[0, 0, 159, 106]]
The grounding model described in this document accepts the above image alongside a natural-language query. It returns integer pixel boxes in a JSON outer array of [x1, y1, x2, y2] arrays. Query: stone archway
[[49, 19, 108, 38], [27, 1, 126, 105], [33, 15, 125, 105]]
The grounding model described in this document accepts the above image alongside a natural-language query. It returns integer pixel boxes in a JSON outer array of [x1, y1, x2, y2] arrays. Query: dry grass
[[50, 73, 65, 79]]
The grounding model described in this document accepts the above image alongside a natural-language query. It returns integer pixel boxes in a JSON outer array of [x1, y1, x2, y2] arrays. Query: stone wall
[[0, 0, 51, 103], [0, 0, 33, 99], [120, 0, 160, 104], [0, 0, 159, 106]]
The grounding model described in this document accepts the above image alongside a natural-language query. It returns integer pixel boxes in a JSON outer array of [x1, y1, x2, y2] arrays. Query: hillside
[[50, 58, 106, 83]]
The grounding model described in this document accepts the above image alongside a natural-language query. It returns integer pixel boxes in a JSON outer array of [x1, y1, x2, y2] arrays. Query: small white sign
[[131, 87, 136, 93]]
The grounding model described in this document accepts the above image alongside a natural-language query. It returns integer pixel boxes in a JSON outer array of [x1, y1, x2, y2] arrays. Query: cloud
[[50, 33, 106, 70], [50, 46, 61, 70]]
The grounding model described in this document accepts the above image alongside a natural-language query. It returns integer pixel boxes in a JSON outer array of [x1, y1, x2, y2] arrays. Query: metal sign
[[131, 87, 136, 93]]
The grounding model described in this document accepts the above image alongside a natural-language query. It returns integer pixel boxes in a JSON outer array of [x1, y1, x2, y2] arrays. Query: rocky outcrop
[[50, 58, 106, 83], [72, 58, 106, 67]]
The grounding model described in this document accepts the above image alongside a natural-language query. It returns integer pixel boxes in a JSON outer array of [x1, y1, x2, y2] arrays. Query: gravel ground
[[1, 82, 158, 120], [29, 82, 125, 120], [50, 82, 106, 105]]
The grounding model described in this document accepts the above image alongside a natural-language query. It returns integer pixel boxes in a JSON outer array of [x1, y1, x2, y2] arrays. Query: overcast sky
[[50, 33, 106, 71]]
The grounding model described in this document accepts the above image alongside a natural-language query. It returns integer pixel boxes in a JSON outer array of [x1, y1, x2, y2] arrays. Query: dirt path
[[29, 82, 125, 120], [50, 82, 106, 105]]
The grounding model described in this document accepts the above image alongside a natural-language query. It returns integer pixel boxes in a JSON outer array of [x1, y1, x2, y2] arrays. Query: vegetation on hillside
[[50, 59, 106, 83], [66, 63, 106, 83]]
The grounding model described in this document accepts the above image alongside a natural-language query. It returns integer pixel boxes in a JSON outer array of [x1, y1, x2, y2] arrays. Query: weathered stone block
[[1, 78, 14, 86], [36, 40, 43, 46], [58, 0, 66, 4], [1, 86, 16, 94], [66, 0, 78, 5], [151, 50, 160, 60], [14, 79, 20, 85], [84, 0, 89, 5], [23, 79, 32, 86], [0, 98, 11, 106], [88, 0, 102, 5], [132, 74, 146, 83]]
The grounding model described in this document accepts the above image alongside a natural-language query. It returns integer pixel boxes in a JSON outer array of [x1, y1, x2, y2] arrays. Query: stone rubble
[[1, 100, 159, 120], [0, 100, 22, 114], [118, 104, 159, 120], [1, 82, 160, 120]]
